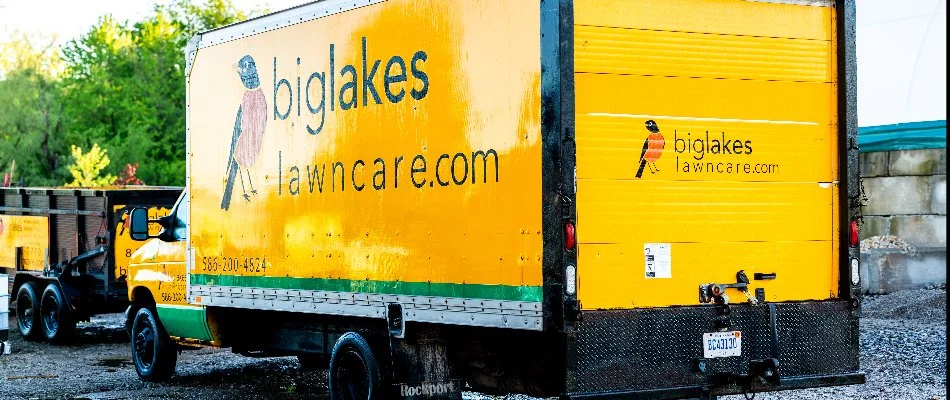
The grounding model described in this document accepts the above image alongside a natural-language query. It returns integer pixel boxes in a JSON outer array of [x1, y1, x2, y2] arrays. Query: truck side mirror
[[129, 208, 150, 241]]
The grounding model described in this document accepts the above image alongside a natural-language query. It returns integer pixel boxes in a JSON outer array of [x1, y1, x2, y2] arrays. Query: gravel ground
[[1, 287, 945, 400]]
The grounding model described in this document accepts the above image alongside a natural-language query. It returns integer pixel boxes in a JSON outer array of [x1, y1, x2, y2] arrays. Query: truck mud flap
[[564, 301, 864, 399]]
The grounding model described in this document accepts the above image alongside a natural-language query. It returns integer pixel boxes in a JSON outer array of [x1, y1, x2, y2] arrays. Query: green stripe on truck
[[155, 305, 214, 342], [189, 274, 543, 303]]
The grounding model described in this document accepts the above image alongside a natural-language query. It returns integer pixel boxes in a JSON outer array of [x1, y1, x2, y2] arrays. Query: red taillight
[[849, 220, 859, 247], [565, 222, 576, 250]]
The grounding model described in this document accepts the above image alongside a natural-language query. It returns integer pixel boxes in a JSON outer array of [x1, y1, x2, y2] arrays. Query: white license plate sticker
[[703, 331, 742, 358]]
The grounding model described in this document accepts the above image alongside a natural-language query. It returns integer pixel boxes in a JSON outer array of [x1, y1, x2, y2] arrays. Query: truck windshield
[[170, 192, 188, 241]]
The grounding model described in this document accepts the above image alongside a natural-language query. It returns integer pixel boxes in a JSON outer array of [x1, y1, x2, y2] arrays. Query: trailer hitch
[[46, 246, 108, 277], [699, 270, 759, 305], [710, 358, 782, 391]]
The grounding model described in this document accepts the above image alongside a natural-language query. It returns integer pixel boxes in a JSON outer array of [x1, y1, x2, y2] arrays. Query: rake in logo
[[635, 120, 665, 178]]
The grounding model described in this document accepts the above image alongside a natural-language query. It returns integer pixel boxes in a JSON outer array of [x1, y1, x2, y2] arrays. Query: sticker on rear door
[[644, 243, 671, 278]]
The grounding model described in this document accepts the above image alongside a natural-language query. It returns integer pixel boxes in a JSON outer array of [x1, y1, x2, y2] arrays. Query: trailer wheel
[[40, 284, 76, 343], [15, 282, 42, 340], [329, 332, 382, 400], [131, 307, 178, 382]]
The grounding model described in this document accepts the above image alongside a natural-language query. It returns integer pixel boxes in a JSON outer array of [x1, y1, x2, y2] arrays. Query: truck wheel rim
[[135, 325, 156, 369], [17, 293, 33, 332], [42, 293, 59, 334], [335, 348, 369, 400]]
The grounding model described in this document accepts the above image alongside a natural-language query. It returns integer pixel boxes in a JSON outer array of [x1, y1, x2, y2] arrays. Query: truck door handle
[[699, 270, 759, 305], [754, 272, 777, 280]]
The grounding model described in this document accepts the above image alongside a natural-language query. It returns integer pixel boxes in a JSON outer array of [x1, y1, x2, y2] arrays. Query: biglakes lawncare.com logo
[[219, 38, 436, 212], [633, 119, 781, 178]]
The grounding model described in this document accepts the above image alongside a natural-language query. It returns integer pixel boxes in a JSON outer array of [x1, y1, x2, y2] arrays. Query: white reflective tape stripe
[[190, 285, 543, 331]]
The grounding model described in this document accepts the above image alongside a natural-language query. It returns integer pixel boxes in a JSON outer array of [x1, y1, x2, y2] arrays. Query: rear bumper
[[565, 373, 865, 399], [564, 300, 862, 399]]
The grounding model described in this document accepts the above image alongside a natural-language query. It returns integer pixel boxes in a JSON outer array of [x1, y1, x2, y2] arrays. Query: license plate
[[703, 331, 742, 358]]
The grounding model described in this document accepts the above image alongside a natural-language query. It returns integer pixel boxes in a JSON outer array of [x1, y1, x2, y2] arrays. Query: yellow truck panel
[[187, 0, 543, 305], [574, 0, 840, 309], [113, 205, 171, 280], [0, 215, 49, 272]]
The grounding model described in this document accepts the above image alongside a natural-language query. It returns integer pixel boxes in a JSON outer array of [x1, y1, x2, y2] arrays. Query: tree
[[114, 162, 145, 185], [0, 32, 67, 186], [58, 0, 251, 186], [0, 1, 254, 187], [65, 143, 116, 187]]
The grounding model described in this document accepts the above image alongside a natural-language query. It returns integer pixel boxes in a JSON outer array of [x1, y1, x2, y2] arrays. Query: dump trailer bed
[[1, 187, 181, 341]]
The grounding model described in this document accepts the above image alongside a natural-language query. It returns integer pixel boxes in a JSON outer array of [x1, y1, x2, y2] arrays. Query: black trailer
[[1, 187, 181, 342]]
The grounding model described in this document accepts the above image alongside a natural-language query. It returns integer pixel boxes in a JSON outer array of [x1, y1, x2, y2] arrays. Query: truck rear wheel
[[131, 307, 178, 382], [329, 332, 383, 400], [40, 284, 75, 343], [15, 282, 42, 340]]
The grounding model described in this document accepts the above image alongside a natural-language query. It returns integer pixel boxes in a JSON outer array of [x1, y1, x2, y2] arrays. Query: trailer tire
[[40, 284, 76, 343], [131, 307, 178, 382], [15, 282, 42, 340], [328, 332, 383, 400]]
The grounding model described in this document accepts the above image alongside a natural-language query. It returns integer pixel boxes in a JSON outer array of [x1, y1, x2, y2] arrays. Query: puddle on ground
[[95, 358, 132, 368]]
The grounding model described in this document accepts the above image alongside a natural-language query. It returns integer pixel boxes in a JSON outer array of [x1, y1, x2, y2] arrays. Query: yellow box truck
[[125, 0, 865, 398]]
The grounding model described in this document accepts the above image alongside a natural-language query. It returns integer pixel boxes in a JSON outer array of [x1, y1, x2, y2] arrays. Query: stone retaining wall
[[859, 148, 947, 294]]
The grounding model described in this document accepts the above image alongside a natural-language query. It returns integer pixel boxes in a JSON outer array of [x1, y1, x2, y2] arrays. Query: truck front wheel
[[329, 332, 383, 400], [131, 307, 178, 382], [15, 282, 41, 340], [40, 284, 75, 343]]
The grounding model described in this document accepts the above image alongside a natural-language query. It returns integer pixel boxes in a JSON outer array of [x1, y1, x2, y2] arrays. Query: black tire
[[40, 284, 76, 343], [15, 282, 42, 340], [328, 332, 383, 400], [298, 353, 329, 370], [131, 307, 178, 382]]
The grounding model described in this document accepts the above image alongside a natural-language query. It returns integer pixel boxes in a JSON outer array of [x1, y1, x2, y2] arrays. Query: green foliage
[[0, 32, 67, 186], [65, 143, 116, 187], [0, 1, 253, 187]]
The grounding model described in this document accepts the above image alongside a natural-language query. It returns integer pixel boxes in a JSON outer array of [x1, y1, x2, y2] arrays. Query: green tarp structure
[[858, 120, 947, 153]]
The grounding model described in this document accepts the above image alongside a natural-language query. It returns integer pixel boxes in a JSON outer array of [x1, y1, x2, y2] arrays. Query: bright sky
[[0, 0, 307, 44], [1, 0, 945, 126]]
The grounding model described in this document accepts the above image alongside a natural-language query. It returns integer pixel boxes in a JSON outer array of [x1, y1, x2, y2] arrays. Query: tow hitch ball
[[749, 358, 781, 386]]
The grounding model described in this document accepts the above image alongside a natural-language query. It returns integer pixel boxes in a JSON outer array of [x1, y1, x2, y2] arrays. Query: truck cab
[[126, 191, 216, 381]]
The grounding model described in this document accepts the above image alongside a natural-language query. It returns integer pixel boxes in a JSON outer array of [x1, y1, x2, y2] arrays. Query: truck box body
[[165, 0, 863, 397], [187, 0, 546, 329]]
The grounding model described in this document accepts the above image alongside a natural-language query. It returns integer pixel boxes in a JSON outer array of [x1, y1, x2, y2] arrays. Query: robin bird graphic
[[636, 120, 665, 178], [221, 55, 268, 211]]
